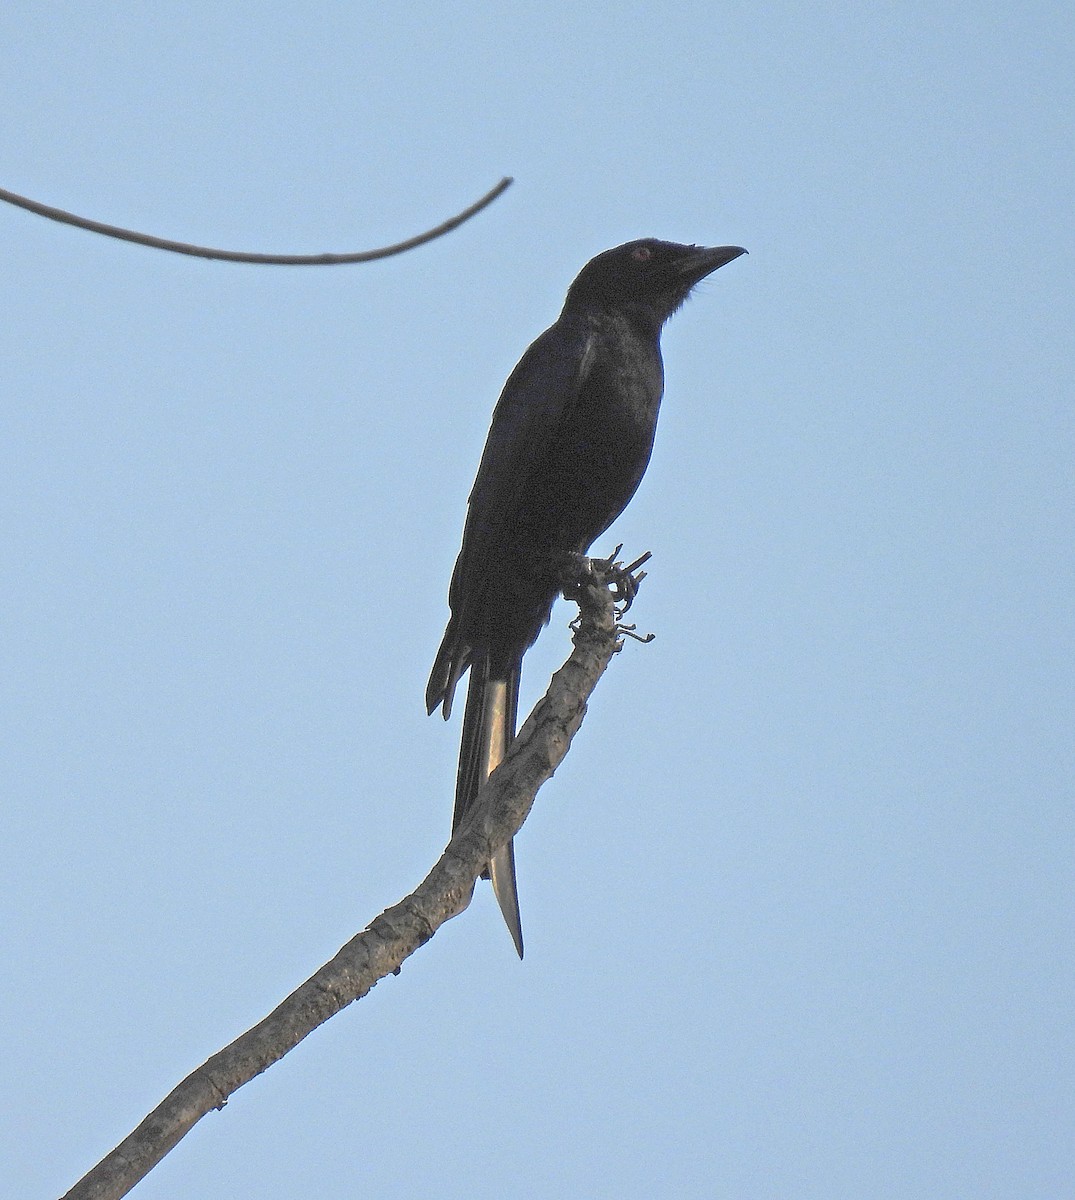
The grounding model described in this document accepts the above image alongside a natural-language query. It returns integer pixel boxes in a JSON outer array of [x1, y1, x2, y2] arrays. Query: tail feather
[[426, 619, 469, 720], [455, 655, 524, 958]]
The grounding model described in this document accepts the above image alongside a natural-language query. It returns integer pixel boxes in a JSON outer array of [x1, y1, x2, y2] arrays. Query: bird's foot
[[586, 544, 651, 614], [563, 547, 655, 643]]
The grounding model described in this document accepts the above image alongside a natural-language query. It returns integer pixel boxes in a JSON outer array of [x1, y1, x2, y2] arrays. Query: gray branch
[[0, 177, 512, 264], [61, 557, 641, 1200]]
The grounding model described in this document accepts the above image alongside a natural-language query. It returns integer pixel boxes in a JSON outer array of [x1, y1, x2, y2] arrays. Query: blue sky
[[2, 4, 1072, 1197]]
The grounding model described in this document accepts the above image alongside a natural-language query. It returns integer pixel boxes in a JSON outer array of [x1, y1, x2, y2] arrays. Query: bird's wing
[[426, 316, 595, 718], [450, 316, 596, 607]]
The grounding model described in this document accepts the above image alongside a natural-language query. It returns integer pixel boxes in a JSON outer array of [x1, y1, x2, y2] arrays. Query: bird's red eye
[[631, 246, 652, 261]]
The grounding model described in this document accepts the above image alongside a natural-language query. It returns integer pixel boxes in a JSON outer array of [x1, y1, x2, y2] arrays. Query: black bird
[[427, 238, 746, 956]]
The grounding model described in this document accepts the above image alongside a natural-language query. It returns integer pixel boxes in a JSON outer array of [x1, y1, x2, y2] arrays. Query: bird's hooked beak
[[675, 244, 748, 286]]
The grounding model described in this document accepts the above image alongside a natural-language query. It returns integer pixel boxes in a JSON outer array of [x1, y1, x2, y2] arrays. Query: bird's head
[[564, 239, 746, 324]]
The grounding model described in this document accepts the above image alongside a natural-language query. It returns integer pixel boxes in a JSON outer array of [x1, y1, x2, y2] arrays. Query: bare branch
[[0, 176, 512, 264], [61, 557, 644, 1200]]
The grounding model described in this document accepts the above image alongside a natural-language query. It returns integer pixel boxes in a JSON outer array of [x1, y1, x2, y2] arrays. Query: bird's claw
[[615, 621, 656, 645], [564, 545, 650, 607], [599, 545, 652, 614]]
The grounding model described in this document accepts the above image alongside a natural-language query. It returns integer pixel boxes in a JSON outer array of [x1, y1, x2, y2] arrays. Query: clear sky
[[2, 4, 1072, 1197]]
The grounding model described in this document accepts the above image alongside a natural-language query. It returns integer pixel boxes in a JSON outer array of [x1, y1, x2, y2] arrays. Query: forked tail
[[454, 655, 524, 957]]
